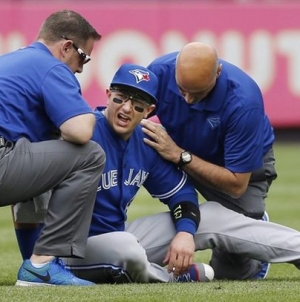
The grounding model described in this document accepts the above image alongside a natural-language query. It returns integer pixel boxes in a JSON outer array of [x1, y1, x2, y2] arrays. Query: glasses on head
[[61, 35, 91, 64], [110, 87, 149, 113]]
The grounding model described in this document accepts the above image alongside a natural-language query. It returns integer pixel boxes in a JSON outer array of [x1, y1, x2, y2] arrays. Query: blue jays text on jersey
[[98, 169, 149, 191], [89, 108, 199, 236]]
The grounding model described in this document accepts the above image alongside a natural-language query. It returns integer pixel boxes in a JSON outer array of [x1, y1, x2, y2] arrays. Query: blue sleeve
[[41, 64, 93, 127], [144, 153, 199, 235], [225, 107, 264, 172]]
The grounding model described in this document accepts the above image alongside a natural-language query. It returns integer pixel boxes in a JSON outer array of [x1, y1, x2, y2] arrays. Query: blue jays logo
[[207, 117, 220, 129], [129, 69, 150, 83]]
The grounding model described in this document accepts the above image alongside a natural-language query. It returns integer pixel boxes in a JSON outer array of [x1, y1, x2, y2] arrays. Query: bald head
[[176, 42, 221, 103]]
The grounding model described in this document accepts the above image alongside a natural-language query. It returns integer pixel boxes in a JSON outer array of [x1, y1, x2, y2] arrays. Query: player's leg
[[126, 212, 174, 265], [12, 193, 49, 260], [13, 221, 43, 260], [195, 202, 300, 275], [0, 138, 105, 285], [197, 185, 266, 279], [127, 203, 300, 275], [65, 231, 213, 283], [193, 150, 276, 279], [64, 232, 174, 283], [125, 217, 214, 282], [0, 138, 105, 257]]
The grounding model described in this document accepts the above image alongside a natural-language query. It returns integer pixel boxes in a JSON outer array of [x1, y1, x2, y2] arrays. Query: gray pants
[[193, 147, 277, 279], [65, 201, 300, 283], [0, 137, 106, 258]]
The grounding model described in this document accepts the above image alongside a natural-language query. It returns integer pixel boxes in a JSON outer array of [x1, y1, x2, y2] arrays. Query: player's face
[[61, 37, 94, 74], [105, 88, 155, 140]]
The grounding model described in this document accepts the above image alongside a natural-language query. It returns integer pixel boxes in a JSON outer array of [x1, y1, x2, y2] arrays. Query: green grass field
[[1, 142, 300, 301]]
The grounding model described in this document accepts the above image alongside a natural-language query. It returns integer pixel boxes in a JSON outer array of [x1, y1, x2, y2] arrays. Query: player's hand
[[163, 231, 195, 277], [140, 119, 182, 164]]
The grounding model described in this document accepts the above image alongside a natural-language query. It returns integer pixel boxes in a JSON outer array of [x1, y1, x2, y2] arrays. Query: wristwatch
[[178, 150, 192, 167]]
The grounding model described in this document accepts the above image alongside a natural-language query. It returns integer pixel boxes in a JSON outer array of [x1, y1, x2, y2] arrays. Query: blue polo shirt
[[148, 52, 274, 173], [0, 42, 92, 142]]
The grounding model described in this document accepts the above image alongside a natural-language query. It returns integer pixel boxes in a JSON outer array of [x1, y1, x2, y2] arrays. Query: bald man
[[142, 42, 277, 280]]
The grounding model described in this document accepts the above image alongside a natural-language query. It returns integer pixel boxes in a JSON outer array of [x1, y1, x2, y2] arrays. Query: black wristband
[[171, 202, 201, 229]]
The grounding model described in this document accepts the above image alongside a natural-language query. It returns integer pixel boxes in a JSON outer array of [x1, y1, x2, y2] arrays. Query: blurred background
[[0, 0, 299, 136]]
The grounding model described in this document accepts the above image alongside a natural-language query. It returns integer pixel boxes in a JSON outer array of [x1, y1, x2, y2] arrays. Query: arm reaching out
[[141, 119, 251, 198]]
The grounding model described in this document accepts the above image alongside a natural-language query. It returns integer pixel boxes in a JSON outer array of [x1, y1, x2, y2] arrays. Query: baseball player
[[13, 63, 300, 283], [13, 63, 214, 283]]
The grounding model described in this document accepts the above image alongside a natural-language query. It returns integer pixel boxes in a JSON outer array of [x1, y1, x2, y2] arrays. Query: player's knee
[[119, 233, 147, 267], [243, 208, 265, 220]]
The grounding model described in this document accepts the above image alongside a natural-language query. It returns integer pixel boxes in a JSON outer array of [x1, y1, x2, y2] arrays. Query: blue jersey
[[89, 107, 199, 236], [148, 52, 274, 173], [0, 42, 92, 142]]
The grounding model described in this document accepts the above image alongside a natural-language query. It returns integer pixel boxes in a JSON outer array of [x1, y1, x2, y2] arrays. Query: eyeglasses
[[110, 87, 149, 113], [61, 35, 91, 64]]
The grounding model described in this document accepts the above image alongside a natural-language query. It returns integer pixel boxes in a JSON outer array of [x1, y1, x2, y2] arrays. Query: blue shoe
[[253, 261, 270, 280], [173, 263, 214, 282], [253, 211, 270, 279], [15, 258, 95, 286]]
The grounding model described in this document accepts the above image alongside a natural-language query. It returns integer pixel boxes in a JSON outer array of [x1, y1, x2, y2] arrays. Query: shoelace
[[54, 258, 76, 278], [175, 272, 191, 282]]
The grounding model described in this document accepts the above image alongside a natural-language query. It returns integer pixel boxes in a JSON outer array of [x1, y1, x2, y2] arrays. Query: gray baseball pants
[[0, 137, 106, 258], [65, 201, 300, 283], [193, 147, 277, 279]]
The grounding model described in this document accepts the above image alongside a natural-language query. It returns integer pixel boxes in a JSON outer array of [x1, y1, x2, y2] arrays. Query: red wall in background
[[0, 1, 299, 127]]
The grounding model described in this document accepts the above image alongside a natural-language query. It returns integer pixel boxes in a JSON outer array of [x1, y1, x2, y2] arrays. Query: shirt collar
[[27, 42, 53, 55]]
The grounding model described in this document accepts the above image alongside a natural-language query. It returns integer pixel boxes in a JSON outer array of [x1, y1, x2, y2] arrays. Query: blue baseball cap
[[110, 63, 158, 104]]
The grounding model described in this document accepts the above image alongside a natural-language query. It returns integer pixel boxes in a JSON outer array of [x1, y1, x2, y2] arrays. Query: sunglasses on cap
[[110, 87, 150, 113]]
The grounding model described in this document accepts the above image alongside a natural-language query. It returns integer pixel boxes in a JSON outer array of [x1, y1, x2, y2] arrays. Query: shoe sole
[[15, 280, 55, 286]]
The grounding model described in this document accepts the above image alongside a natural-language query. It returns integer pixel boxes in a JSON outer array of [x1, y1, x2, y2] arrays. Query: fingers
[[167, 252, 193, 277], [172, 255, 191, 277], [166, 233, 196, 276], [163, 250, 170, 266], [142, 119, 179, 162], [142, 123, 164, 150], [141, 119, 165, 140], [140, 119, 160, 129], [142, 128, 159, 145]]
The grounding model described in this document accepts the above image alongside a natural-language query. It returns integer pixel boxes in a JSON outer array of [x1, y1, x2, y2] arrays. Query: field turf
[[0, 142, 300, 301]]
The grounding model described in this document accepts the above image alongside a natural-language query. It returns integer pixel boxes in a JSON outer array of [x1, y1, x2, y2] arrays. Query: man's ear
[[216, 63, 223, 78], [144, 104, 156, 118], [106, 89, 111, 106], [60, 40, 73, 59]]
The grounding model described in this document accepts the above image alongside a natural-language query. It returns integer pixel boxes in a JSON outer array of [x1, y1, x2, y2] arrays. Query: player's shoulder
[[148, 51, 178, 68], [94, 107, 106, 120], [132, 125, 157, 155]]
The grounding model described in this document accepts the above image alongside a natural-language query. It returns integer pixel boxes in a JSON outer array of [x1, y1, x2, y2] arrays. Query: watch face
[[182, 151, 192, 163]]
